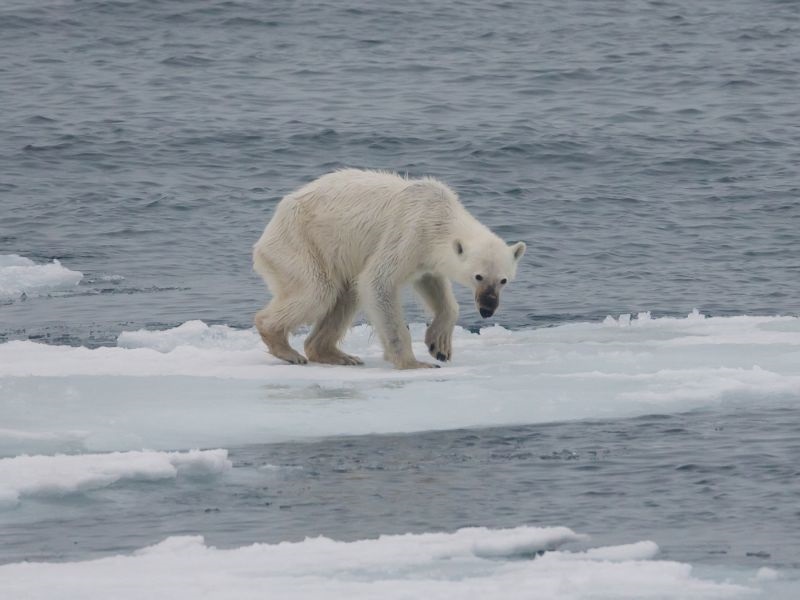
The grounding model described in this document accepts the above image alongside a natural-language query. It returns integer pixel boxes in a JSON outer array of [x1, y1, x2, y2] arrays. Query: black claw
[[429, 343, 435, 351], [436, 352, 446, 361]]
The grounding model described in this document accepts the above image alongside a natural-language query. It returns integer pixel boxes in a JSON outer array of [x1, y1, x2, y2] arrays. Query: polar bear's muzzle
[[476, 287, 499, 318]]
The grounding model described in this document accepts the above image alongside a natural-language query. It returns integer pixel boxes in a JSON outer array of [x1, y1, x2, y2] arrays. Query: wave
[[0, 525, 775, 599], [1, 312, 799, 453]]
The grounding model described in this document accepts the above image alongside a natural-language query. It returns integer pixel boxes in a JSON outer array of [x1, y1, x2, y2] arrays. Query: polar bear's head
[[452, 237, 526, 318]]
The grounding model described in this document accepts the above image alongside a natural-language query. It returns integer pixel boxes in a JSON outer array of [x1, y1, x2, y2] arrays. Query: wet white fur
[[253, 169, 525, 369]]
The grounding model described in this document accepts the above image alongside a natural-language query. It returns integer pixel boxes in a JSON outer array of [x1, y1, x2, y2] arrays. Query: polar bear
[[253, 169, 525, 369]]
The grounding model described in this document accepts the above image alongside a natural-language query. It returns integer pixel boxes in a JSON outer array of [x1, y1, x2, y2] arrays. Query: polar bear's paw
[[273, 349, 308, 365], [398, 359, 441, 370], [307, 348, 364, 366], [425, 325, 453, 363]]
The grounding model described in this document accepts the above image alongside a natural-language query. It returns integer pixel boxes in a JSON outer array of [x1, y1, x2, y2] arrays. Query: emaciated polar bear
[[253, 169, 525, 369]]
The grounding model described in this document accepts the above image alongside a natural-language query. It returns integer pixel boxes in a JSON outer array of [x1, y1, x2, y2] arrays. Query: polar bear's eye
[[475, 274, 483, 281], [500, 278, 507, 285]]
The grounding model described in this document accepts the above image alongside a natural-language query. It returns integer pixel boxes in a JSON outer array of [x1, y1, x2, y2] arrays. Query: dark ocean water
[[1, 0, 800, 580], [3, 407, 799, 570], [2, 0, 800, 345]]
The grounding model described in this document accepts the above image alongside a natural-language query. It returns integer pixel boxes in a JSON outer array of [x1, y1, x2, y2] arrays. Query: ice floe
[[0, 254, 83, 300], [0, 526, 760, 599], [1, 312, 799, 453], [0, 449, 230, 508]]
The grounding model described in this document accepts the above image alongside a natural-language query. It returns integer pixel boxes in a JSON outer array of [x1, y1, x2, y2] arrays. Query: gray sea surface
[[2, 407, 799, 569], [2, 0, 800, 344], [1, 0, 799, 577]]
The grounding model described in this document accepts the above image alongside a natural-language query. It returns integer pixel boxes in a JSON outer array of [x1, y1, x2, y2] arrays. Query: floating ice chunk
[[469, 525, 586, 558], [0, 527, 756, 599], [2, 314, 800, 453], [0, 254, 83, 300], [580, 540, 660, 561], [688, 307, 706, 321], [0, 449, 230, 508]]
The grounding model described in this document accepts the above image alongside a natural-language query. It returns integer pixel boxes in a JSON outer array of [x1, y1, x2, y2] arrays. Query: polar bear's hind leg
[[255, 280, 337, 365], [304, 285, 363, 365]]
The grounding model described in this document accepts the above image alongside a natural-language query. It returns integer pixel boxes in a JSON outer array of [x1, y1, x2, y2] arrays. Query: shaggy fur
[[253, 169, 525, 369]]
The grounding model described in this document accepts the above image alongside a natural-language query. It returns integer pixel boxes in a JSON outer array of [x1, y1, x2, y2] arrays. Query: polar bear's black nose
[[477, 289, 498, 318]]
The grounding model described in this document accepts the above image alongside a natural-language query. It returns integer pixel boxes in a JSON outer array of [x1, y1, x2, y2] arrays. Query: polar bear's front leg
[[414, 273, 458, 362], [359, 271, 438, 369]]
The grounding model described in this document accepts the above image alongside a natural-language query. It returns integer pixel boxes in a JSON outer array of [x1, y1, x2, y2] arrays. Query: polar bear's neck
[[447, 201, 501, 246], [426, 201, 506, 281], [451, 209, 494, 239]]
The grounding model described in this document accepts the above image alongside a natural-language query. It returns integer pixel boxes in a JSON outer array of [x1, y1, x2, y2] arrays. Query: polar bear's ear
[[453, 240, 465, 257], [510, 241, 526, 261]]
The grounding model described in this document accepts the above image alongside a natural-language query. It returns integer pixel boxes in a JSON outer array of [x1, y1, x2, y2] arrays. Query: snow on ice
[[0, 526, 757, 600], [1, 312, 799, 453]]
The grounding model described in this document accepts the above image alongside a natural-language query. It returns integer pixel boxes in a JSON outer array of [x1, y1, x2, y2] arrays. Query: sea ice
[[0, 526, 757, 599], [0, 254, 83, 300], [0, 449, 230, 508], [1, 312, 798, 453], [1, 314, 798, 596]]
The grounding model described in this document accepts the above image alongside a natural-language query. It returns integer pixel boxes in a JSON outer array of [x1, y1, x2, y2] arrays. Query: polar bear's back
[[301, 168, 413, 202], [265, 170, 455, 246], [288, 169, 456, 221]]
